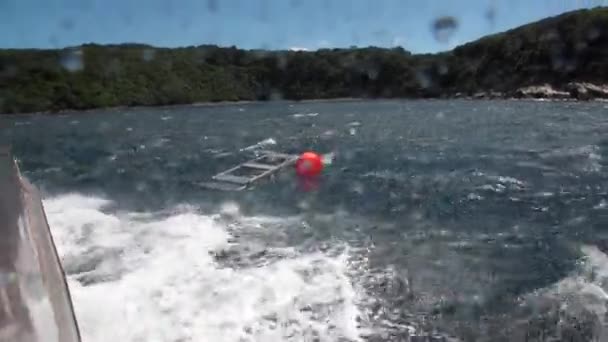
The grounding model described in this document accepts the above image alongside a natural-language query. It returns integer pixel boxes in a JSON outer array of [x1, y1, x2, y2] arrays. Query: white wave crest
[[239, 138, 277, 152], [524, 245, 608, 323], [292, 113, 319, 118]]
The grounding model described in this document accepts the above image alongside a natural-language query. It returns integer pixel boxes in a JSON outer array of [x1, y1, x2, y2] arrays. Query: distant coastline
[[3, 7, 608, 115], [2, 98, 368, 116], [5, 92, 608, 117]]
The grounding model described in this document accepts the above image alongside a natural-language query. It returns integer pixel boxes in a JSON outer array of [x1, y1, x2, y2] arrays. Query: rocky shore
[[467, 83, 608, 101]]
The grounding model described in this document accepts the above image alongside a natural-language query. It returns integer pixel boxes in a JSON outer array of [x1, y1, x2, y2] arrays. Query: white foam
[[239, 138, 277, 152], [476, 174, 526, 193], [150, 137, 171, 148], [467, 193, 484, 201], [43, 194, 364, 342], [528, 245, 608, 320], [322, 152, 335, 166], [492, 176, 526, 187], [594, 199, 608, 210], [292, 113, 319, 118]]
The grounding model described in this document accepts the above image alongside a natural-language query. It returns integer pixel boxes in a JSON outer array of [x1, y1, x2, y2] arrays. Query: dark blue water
[[3, 99, 608, 341]]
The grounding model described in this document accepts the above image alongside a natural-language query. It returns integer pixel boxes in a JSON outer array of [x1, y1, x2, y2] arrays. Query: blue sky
[[1, 0, 607, 53]]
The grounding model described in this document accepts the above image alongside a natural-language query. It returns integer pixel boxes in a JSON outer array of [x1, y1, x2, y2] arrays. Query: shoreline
[[3, 94, 608, 117], [1, 97, 367, 116]]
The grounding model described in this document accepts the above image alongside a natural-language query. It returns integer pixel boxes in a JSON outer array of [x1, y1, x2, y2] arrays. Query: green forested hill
[[2, 7, 608, 113]]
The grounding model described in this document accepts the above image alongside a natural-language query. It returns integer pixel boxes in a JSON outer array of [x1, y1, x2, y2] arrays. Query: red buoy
[[295, 151, 324, 177]]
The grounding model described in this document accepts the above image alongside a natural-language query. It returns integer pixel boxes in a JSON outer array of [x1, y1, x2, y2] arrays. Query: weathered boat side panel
[[0, 148, 81, 342]]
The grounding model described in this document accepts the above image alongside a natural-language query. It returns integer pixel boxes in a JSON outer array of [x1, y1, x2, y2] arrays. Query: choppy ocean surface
[[3, 99, 608, 341]]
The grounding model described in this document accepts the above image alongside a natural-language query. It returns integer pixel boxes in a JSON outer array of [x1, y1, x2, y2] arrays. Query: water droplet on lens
[[0, 272, 17, 287], [587, 27, 601, 41], [350, 182, 364, 195], [60, 18, 75, 30], [431, 16, 458, 44], [0, 64, 17, 78], [136, 182, 147, 192], [142, 49, 156, 61], [366, 67, 379, 80], [320, 130, 337, 139], [575, 41, 588, 52], [372, 29, 388, 41], [220, 201, 240, 217], [259, 0, 269, 22], [270, 90, 283, 101], [122, 12, 133, 25], [415, 69, 432, 88], [297, 200, 310, 210], [98, 121, 111, 132], [485, 6, 495, 27], [207, 0, 218, 12], [48, 35, 59, 48], [540, 30, 559, 42], [60, 48, 84, 72], [277, 55, 287, 70]]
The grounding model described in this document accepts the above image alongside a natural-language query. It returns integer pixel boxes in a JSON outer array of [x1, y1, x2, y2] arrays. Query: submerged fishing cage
[[0, 147, 81, 342], [199, 150, 299, 191]]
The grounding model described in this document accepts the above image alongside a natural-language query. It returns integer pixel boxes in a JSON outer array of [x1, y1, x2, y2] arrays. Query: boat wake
[[507, 244, 608, 341], [43, 194, 367, 342]]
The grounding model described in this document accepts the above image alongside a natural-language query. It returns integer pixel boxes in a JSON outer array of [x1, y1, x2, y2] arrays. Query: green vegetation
[[2, 7, 608, 113]]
